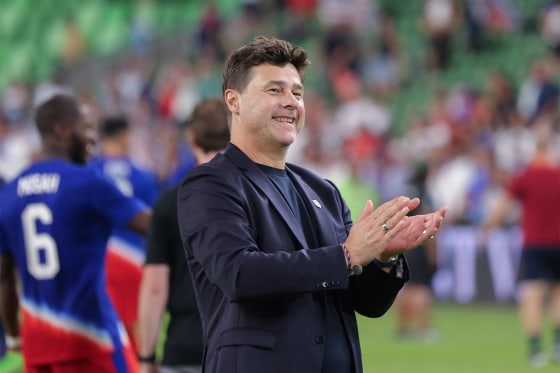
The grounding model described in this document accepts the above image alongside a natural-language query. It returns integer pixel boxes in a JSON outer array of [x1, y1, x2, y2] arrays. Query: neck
[[230, 134, 287, 169], [195, 149, 220, 164], [101, 142, 126, 157], [39, 141, 69, 161], [533, 151, 551, 166]]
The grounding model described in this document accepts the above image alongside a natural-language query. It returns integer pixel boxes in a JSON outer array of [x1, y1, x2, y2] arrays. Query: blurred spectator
[[420, 0, 463, 70], [362, 11, 404, 100], [427, 145, 479, 303], [195, 2, 225, 61], [395, 163, 439, 343], [1, 81, 30, 126], [221, 0, 276, 52], [279, 0, 318, 42], [317, 0, 378, 36], [330, 70, 391, 147], [517, 58, 560, 124], [32, 67, 75, 109], [398, 112, 451, 163], [0, 112, 40, 182], [481, 164, 523, 303], [157, 60, 200, 124], [492, 109, 536, 173], [463, 0, 520, 52], [59, 16, 86, 69], [337, 130, 382, 222], [129, 0, 155, 55], [539, 0, 560, 60], [318, 0, 378, 92], [486, 69, 518, 127]]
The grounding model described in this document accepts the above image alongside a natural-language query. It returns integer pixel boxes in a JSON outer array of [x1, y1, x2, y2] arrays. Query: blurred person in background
[[0, 94, 151, 373], [483, 128, 560, 368], [337, 131, 381, 223], [420, 0, 463, 70], [0, 109, 41, 183], [137, 97, 230, 373], [539, 0, 560, 61], [394, 163, 439, 343], [89, 116, 159, 352], [517, 58, 560, 125], [362, 10, 404, 101]]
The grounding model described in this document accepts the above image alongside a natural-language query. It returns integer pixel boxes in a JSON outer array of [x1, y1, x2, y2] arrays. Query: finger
[[356, 200, 374, 222], [374, 196, 411, 225], [406, 197, 421, 212], [385, 205, 412, 233], [439, 205, 449, 218], [382, 215, 408, 242]]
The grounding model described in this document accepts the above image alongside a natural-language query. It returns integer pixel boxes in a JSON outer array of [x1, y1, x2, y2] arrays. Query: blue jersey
[[89, 156, 158, 266], [88, 156, 158, 336], [0, 158, 146, 364]]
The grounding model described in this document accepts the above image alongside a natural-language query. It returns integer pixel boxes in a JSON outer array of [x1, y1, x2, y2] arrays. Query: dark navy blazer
[[178, 143, 408, 373]]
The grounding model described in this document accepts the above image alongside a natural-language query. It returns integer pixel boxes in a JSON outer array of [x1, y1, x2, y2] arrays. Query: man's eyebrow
[[265, 80, 304, 90]]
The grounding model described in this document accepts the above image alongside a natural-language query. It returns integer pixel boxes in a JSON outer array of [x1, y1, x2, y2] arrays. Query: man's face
[[234, 63, 305, 150]]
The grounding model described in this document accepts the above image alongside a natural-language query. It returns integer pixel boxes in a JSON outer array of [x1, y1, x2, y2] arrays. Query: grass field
[[1, 302, 558, 372], [360, 302, 558, 373]]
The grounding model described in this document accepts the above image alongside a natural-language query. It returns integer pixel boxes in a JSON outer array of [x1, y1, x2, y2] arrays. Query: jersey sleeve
[[90, 173, 148, 229], [0, 191, 11, 256]]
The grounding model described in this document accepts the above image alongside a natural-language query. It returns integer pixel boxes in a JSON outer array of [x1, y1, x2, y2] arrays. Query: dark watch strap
[[374, 255, 399, 268], [137, 353, 156, 363]]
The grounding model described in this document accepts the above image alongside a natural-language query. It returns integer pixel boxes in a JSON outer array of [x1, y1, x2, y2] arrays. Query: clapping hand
[[345, 197, 447, 266]]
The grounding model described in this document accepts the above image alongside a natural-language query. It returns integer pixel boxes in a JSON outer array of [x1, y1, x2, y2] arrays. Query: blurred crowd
[[1, 0, 559, 303]]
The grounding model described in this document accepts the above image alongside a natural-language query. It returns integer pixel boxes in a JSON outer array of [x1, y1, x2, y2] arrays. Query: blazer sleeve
[[326, 178, 409, 318]]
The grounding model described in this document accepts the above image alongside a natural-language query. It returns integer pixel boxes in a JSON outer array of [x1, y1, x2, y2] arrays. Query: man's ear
[[184, 128, 195, 147], [53, 123, 71, 140], [224, 89, 239, 114]]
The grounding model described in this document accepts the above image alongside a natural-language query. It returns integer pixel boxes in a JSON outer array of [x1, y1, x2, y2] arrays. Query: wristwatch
[[348, 263, 363, 276], [374, 255, 399, 268]]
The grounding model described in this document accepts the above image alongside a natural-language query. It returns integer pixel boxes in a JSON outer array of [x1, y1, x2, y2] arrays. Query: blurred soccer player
[[89, 116, 159, 351], [137, 98, 229, 373], [0, 94, 150, 373], [484, 130, 560, 368]]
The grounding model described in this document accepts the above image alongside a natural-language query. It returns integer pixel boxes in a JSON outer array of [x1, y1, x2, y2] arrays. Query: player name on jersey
[[17, 173, 60, 196]]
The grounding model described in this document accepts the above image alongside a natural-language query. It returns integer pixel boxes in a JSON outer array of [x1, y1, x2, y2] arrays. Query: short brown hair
[[222, 36, 310, 95], [187, 98, 230, 152]]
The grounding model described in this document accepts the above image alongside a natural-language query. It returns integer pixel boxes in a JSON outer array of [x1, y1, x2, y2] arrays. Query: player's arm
[[0, 254, 21, 351], [482, 191, 514, 234], [137, 264, 169, 367], [126, 209, 151, 236]]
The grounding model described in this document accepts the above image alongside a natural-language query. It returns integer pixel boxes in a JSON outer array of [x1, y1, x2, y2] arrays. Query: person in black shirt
[[137, 98, 230, 373]]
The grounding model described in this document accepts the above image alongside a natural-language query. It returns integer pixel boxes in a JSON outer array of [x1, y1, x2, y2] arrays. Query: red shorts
[[106, 252, 142, 324], [25, 347, 139, 373]]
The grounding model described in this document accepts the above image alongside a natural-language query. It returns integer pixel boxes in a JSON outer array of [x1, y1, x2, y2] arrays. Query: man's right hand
[[344, 197, 415, 267]]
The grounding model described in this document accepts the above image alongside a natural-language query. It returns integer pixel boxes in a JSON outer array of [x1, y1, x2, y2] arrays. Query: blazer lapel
[[224, 144, 309, 250], [287, 168, 337, 247]]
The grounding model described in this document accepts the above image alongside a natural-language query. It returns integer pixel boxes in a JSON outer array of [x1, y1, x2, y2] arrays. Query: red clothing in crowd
[[507, 163, 560, 247]]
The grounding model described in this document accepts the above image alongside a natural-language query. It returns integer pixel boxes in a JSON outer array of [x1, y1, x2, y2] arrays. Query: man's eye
[[269, 88, 280, 93]]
